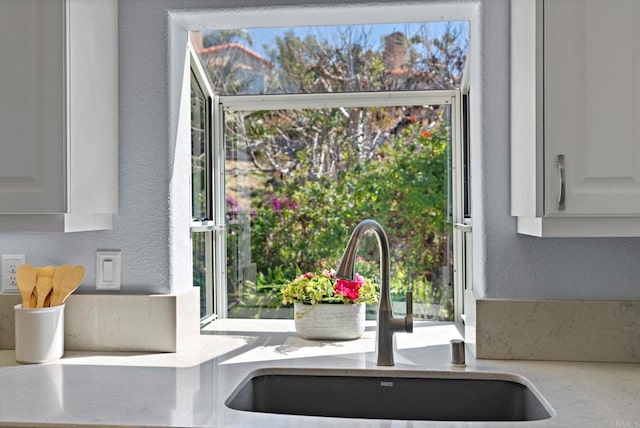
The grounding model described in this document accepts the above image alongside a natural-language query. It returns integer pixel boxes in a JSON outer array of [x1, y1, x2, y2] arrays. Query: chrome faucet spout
[[337, 219, 413, 366]]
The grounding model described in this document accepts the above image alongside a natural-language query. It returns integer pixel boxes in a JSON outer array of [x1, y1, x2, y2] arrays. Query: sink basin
[[226, 368, 553, 422]]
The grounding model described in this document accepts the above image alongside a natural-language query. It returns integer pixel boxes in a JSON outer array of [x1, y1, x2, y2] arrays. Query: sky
[[207, 21, 469, 58]]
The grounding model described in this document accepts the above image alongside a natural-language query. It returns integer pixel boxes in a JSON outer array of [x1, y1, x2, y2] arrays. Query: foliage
[[221, 23, 467, 181], [278, 269, 378, 305], [202, 23, 467, 97], [248, 123, 450, 309], [195, 23, 467, 320], [256, 265, 289, 288]]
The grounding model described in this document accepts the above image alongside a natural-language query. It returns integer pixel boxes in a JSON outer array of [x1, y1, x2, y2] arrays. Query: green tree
[[225, 25, 465, 183], [247, 116, 451, 317], [202, 24, 466, 319]]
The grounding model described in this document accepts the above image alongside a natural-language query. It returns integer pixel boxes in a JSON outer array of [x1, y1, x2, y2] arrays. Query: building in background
[[190, 31, 273, 94]]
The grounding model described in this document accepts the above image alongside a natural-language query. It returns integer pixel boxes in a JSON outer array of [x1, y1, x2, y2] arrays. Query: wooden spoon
[[35, 266, 55, 308], [50, 264, 70, 309], [51, 265, 85, 306], [43, 291, 52, 308], [16, 264, 37, 309], [30, 268, 40, 307]]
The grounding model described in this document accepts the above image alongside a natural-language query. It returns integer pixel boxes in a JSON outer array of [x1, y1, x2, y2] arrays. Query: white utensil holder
[[14, 304, 65, 363]]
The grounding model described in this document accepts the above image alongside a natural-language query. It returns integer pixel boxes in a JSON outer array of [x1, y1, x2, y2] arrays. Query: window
[[190, 22, 470, 323], [190, 46, 216, 325], [453, 62, 472, 323], [195, 22, 468, 95]]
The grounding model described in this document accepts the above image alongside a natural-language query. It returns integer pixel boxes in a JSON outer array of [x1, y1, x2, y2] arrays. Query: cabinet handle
[[557, 154, 566, 210]]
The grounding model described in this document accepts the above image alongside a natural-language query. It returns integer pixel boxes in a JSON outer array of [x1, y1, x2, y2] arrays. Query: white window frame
[[210, 89, 467, 321], [189, 43, 218, 325], [453, 57, 472, 324]]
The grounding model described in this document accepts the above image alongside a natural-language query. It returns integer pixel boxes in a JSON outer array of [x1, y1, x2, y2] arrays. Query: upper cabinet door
[[0, 0, 117, 231], [0, 0, 66, 213], [544, 0, 640, 216]]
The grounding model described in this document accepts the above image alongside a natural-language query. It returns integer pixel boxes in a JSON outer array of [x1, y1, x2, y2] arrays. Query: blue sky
[[210, 21, 469, 58]]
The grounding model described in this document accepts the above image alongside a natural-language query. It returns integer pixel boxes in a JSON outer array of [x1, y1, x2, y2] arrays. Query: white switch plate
[[96, 250, 121, 291], [2, 254, 26, 293]]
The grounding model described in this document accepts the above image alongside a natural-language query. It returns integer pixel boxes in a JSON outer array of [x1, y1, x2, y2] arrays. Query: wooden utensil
[[44, 292, 52, 308], [51, 265, 85, 306], [35, 266, 55, 308], [50, 264, 70, 309], [16, 264, 37, 308]]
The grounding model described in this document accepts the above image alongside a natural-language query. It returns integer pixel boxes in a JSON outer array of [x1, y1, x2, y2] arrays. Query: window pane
[[190, 72, 208, 220], [193, 22, 468, 95], [191, 231, 209, 319], [224, 104, 453, 320]]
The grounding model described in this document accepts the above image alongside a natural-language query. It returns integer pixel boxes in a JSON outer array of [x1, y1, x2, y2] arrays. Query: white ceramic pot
[[293, 302, 365, 340]]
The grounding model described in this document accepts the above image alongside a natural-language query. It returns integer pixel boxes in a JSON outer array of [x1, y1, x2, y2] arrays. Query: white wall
[[1, 0, 639, 300]]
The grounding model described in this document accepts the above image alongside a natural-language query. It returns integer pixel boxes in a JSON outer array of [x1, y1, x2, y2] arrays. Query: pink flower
[[335, 278, 361, 301], [322, 269, 337, 279]]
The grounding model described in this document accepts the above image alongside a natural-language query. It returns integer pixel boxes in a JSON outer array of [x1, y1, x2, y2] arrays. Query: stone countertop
[[0, 319, 638, 427]]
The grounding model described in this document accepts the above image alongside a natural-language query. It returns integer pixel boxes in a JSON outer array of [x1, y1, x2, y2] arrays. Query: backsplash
[[475, 298, 640, 363], [0, 289, 199, 353], [3, 288, 638, 362]]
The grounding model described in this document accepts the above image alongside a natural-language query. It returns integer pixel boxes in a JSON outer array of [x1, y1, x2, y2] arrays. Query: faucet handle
[[405, 290, 413, 333]]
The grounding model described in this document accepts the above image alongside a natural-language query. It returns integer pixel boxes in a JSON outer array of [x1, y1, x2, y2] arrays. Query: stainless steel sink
[[226, 368, 553, 422]]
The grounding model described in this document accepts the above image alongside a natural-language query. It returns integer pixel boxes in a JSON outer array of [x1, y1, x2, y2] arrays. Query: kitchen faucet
[[336, 219, 413, 366]]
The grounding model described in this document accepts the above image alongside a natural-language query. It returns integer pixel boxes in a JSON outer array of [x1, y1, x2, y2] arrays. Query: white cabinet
[[511, 0, 640, 237], [0, 0, 117, 232]]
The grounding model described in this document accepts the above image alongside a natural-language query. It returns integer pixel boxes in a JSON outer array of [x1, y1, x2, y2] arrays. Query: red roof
[[197, 42, 273, 67]]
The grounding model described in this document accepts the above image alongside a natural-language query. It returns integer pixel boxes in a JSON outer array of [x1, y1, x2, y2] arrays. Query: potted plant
[[280, 269, 378, 340]]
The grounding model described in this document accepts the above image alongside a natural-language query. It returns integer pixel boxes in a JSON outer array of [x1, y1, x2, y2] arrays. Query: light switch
[[103, 259, 114, 282], [96, 250, 121, 291]]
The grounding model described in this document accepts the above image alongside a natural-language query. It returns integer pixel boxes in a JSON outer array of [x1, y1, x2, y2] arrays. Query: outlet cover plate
[[2, 254, 26, 293]]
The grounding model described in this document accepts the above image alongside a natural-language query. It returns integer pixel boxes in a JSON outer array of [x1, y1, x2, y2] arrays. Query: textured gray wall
[[477, 1, 640, 300], [1, 0, 639, 300]]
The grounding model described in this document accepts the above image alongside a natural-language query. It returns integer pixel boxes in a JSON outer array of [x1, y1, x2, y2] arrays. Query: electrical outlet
[[2, 254, 26, 293]]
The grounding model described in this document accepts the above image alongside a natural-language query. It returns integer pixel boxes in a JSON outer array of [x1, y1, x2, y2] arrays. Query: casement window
[[189, 22, 471, 324]]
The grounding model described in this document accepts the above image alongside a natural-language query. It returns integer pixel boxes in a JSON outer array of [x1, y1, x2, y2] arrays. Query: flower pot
[[293, 302, 365, 340]]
